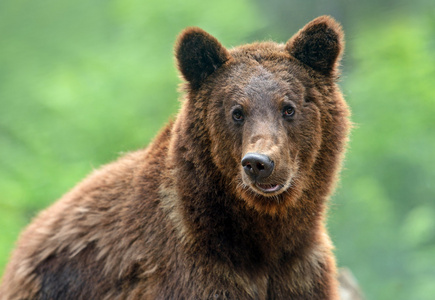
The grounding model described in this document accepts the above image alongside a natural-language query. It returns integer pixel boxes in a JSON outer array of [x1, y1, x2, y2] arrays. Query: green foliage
[[1, 2, 434, 300], [330, 14, 435, 300]]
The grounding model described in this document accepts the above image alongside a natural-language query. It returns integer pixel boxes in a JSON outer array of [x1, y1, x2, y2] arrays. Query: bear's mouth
[[255, 183, 283, 193], [240, 167, 295, 197]]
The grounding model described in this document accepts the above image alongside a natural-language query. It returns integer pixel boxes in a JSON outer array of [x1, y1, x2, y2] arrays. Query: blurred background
[[0, 0, 434, 299]]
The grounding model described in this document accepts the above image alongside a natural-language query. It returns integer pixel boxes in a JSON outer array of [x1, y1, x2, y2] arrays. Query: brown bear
[[0, 16, 350, 299]]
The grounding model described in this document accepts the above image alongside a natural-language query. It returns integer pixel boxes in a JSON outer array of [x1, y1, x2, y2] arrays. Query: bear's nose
[[241, 153, 274, 181]]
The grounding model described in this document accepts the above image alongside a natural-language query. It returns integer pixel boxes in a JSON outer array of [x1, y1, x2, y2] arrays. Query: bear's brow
[[244, 70, 286, 101]]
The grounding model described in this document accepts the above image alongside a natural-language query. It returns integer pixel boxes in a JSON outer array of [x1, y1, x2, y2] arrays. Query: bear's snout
[[241, 153, 274, 180]]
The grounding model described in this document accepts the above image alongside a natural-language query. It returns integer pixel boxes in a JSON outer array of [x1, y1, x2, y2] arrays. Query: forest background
[[1, 1, 434, 299]]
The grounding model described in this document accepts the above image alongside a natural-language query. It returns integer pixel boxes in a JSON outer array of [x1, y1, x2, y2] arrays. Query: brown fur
[[0, 16, 350, 299]]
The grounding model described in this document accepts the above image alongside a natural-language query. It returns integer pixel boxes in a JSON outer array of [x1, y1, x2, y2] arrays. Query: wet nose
[[241, 153, 274, 181]]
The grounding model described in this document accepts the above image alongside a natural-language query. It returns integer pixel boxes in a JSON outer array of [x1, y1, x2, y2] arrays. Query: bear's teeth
[[257, 183, 281, 192]]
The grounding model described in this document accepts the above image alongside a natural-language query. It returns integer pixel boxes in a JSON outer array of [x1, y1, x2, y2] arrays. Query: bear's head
[[174, 16, 350, 215]]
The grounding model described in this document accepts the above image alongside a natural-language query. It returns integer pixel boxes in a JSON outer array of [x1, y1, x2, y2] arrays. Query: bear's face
[[175, 16, 345, 214], [220, 62, 303, 197], [205, 50, 324, 213]]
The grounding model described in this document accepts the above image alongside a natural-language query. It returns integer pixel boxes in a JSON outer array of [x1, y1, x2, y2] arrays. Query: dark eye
[[232, 109, 244, 122], [283, 105, 295, 118]]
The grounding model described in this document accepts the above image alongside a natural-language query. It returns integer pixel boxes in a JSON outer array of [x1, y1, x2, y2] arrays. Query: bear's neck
[[172, 154, 318, 269]]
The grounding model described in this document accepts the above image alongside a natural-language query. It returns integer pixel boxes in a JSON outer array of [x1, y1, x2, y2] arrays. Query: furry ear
[[286, 16, 344, 76], [175, 27, 230, 89]]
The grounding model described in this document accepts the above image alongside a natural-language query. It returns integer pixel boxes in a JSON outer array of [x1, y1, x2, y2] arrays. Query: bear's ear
[[286, 16, 344, 76], [175, 27, 230, 89]]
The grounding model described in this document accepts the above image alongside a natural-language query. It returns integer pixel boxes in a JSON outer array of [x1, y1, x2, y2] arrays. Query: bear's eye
[[232, 109, 244, 122], [282, 105, 296, 119]]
